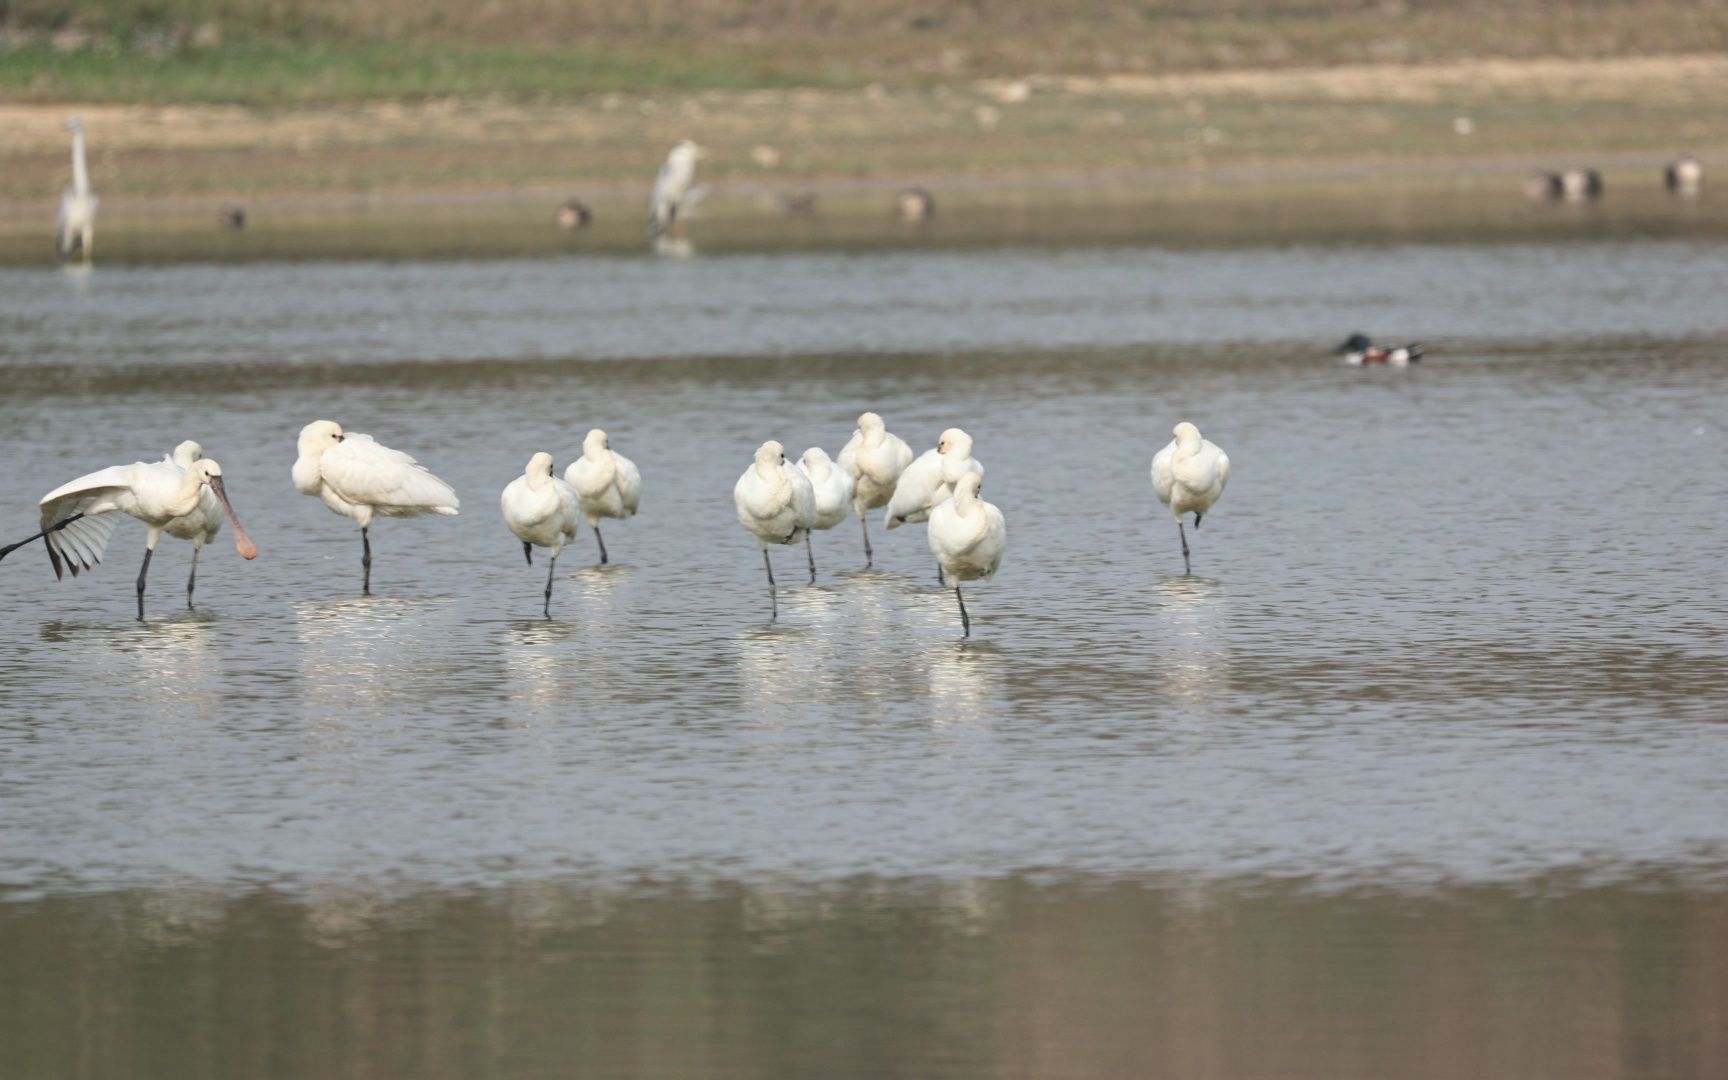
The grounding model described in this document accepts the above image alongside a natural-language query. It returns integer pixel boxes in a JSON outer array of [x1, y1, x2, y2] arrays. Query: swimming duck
[[1336, 333, 1423, 367]]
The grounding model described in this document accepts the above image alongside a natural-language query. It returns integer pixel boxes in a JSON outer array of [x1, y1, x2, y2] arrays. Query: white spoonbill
[[927, 473, 1005, 639], [886, 427, 984, 582], [291, 420, 459, 595], [796, 446, 855, 584], [836, 411, 913, 567], [0, 453, 257, 620], [733, 440, 815, 620], [162, 439, 225, 609], [649, 140, 704, 240], [58, 116, 96, 263], [501, 452, 580, 618], [1150, 421, 1230, 575], [563, 428, 641, 565]]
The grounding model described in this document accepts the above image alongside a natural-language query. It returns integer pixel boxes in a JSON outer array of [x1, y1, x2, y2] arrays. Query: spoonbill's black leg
[[805, 535, 817, 585], [522, 541, 533, 566], [1178, 522, 1191, 576], [361, 527, 373, 595], [763, 549, 778, 621], [594, 525, 609, 565], [543, 554, 557, 619], [955, 582, 971, 638], [860, 515, 873, 568], [135, 546, 154, 621], [186, 544, 201, 610]]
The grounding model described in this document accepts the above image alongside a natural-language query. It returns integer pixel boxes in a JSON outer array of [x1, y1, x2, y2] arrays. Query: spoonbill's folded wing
[[614, 452, 643, 516], [323, 433, 460, 517]]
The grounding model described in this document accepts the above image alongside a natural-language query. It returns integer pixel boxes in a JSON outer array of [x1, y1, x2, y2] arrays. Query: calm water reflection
[[1, 229, 1726, 1078]]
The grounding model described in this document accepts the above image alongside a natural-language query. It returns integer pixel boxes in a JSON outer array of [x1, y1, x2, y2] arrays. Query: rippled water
[[2, 230, 1726, 1077]]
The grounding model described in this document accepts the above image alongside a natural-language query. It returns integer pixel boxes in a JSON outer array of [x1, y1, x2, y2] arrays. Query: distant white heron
[[291, 420, 459, 595], [1666, 156, 1703, 195], [733, 440, 815, 620], [563, 428, 641, 564], [1150, 421, 1230, 575], [501, 452, 580, 618], [162, 439, 225, 609], [0, 452, 257, 620], [58, 116, 97, 263], [649, 140, 704, 240], [886, 427, 984, 582], [796, 446, 855, 583], [836, 411, 913, 567], [927, 472, 1005, 638]]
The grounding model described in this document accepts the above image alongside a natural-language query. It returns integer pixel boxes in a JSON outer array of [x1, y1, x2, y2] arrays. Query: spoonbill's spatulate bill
[[501, 452, 580, 618], [1, 453, 257, 620], [927, 472, 1006, 638], [162, 439, 226, 609], [836, 411, 914, 568], [57, 116, 96, 263], [1150, 421, 1230, 575], [796, 446, 855, 584], [291, 420, 460, 595], [564, 429, 641, 565], [733, 440, 815, 620]]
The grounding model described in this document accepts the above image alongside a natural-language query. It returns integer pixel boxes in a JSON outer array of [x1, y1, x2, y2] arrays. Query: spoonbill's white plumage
[[563, 429, 641, 565], [162, 439, 226, 609], [733, 440, 815, 620], [501, 452, 579, 617], [58, 116, 96, 263], [291, 419, 459, 595], [649, 140, 704, 240], [885, 428, 984, 530], [1, 453, 257, 620], [836, 411, 914, 567], [1150, 421, 1229, 575], [796, 446, 855, 584], [927, 472, 1005, 638]]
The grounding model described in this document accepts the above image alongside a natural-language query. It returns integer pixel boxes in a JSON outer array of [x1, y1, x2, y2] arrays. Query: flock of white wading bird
[[0, 415, 1229, 638]]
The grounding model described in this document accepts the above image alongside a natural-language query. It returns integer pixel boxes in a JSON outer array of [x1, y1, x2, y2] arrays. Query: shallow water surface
[[1, 235, 1725, 1078]]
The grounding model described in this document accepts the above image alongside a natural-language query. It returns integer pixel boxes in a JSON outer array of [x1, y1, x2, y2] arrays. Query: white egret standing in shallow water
[[649, 140, 704, 240], [162, 439, 225, 609], [1150, 421, 1230, 575], [733, 440, 815, 620], [291, 420, 460, 595], [796, 446, 854, 583], [564, 429, 641, 565], [0, 454, 257, 620], [836, 411, 913, 567], [57, 116, 96, 262], [501, 452, 579, 618], [927, 473, 1005, 638]]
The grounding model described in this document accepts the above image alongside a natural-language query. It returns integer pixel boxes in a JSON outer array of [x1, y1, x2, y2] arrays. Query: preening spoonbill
[[501, 452, 579, 618], [1336, 333, 1424, 366], [733, 440, 815, 620], [796, 446, 855, 583], [57, 116, 96, 263], [886, 427, 984, 582], [649, 140, 704, 240], [291, 420, 459, 595], [0, 454, 257, 620], [1150, 421, 1229, 575], [927, 472, 1005, 639], [162, 439, 226, 609], [563, 429, 641, 565], [836, 411, 914, 567]]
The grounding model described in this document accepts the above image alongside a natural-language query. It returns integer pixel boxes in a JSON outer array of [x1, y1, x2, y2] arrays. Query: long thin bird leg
[[543, 554, 557, 619], [860, 513, 873, 569], [594, 525, 608, 565], [763, 548, 778, 621], [1178, 521, 1191, 576], [135, 546, 154, 622], [0, 512, 86, 563], [805, 535, 817, 585], [187, 543, 201, 610], [522, 541, 533, 566], [936, 562, 946, 587], [1194, 512, 1204, 530], [361, 526, 373, 595], [955, 582, 970, 638]]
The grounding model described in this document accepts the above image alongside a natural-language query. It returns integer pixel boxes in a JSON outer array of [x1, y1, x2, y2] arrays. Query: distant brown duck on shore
[[555, 199, 593, 230], [1665, 157, 1703, 195], [218, 203, 246, 230], [897, 186, 935, 223]]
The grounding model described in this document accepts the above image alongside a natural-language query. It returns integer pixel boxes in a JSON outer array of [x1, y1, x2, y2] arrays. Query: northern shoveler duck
[[1666, 156, 1703, 195], [1337, 333, 1423, 366]]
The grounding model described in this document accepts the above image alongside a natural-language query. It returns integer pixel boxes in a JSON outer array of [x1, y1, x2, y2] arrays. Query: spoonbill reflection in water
[[734, 440, 815, 620], [502, 452, 580, 618], [836, 411, 913, 567], [797, 446, 854, 583], [0, 453, 257, 620], [564, 429, 641, 565], [927, 472, 1005, 639], [1150, 421, 1229, 575], [292, 420, 460, 595]]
